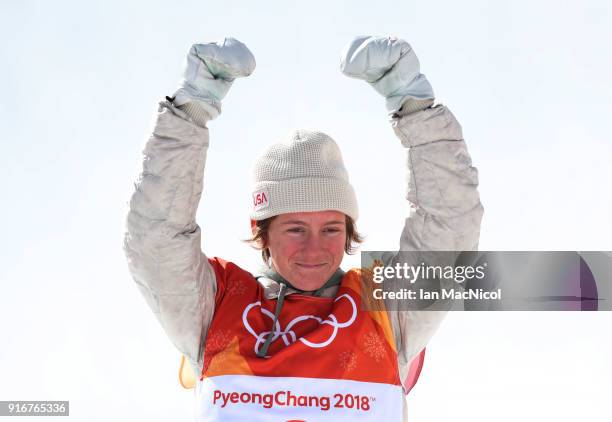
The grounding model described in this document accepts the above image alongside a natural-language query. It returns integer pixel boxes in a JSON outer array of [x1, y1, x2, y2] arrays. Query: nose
[[301, 232, 325, 258]]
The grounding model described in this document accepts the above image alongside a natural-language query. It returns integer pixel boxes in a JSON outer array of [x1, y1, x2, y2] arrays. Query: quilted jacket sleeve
[[122, 100, 217, 375], [389, 104, 484, 388]]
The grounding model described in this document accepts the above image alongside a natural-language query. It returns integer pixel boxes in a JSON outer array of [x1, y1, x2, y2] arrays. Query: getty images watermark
[[360, 251, 612, 311], [370, 259, 496, 300]]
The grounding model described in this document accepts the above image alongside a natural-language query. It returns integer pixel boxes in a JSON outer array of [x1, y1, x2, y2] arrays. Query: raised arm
[[122, 38, 255, 374], [341, 35, 484, 389]]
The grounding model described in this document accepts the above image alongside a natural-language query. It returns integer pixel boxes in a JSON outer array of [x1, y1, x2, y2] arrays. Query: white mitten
[[340, 35, 434, 114], [172, 37, 256, 120]]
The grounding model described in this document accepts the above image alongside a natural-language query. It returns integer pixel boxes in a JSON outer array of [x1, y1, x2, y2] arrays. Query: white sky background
[[1, 0, 611, 420]]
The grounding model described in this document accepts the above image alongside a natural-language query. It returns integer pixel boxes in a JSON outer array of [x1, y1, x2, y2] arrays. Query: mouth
[[295, 263, 327, 269]]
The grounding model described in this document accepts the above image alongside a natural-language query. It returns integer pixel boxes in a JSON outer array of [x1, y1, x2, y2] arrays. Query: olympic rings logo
[[241, 294, 357, 356]]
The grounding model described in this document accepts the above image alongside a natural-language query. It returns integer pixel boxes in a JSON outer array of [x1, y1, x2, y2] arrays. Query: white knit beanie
[[250, 129, 359, 221]]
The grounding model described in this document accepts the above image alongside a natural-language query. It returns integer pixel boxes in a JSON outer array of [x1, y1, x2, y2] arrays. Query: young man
[[123, 36, 483, 421]]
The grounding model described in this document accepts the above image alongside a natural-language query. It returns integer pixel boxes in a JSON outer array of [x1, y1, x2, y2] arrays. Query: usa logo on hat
[[252, 189, 270, 211]]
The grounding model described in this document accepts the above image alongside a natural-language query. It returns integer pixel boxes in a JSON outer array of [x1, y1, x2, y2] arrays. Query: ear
[[250, 219, 257, 236]]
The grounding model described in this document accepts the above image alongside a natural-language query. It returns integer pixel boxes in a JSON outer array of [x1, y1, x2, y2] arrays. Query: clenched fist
[[340, 36, 434, 114], [173, 37, 256, 120]]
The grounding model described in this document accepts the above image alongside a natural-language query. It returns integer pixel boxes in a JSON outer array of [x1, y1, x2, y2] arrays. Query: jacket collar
[[255, 265, 345, 299]]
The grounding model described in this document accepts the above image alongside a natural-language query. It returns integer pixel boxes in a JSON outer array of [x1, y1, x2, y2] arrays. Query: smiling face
[[265, 210, 347, 291]]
